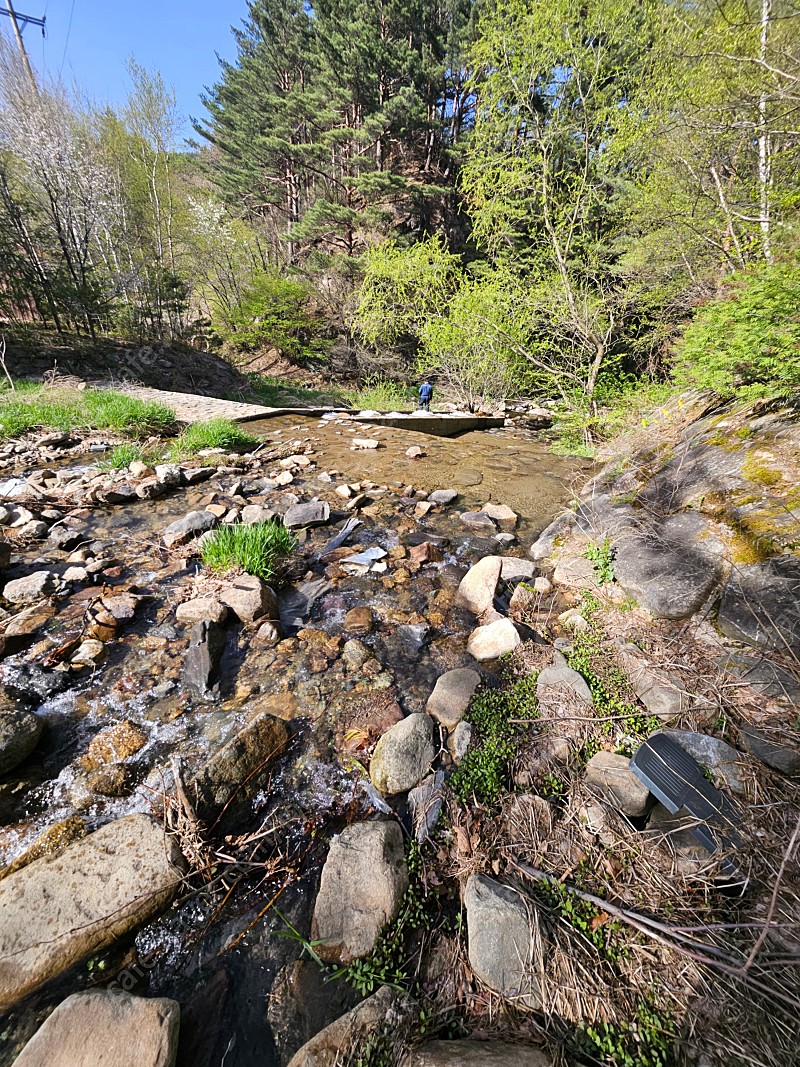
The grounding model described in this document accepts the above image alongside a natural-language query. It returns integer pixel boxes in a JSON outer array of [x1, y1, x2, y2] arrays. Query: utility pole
[[2, 0, 41, 95]]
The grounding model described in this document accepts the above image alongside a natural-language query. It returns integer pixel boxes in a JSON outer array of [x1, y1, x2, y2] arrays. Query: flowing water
[[0, 414, 592, 1065]]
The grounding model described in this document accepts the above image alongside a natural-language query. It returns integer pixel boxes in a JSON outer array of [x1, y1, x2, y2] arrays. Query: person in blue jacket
[[419, 380, 433, 411]]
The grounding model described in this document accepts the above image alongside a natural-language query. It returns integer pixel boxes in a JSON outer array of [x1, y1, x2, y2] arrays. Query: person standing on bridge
[[419, 380, 433, 411]]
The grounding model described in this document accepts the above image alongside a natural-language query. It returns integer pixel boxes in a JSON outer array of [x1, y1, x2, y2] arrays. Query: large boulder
[[0, 814, 184, 1009], [455, 556, 502, 616], [717, 555, 800, 655], [12, 991, 180, 1067], [370, 713, 436, 795], [162, 510, 218, 549], [0, 708, 43, 776], [464, 874, 540, 1009], [403, 1041, 551, 1067], [189, 712, 289, 821], [426, 669, 481, 729], [466, 618, 521, 662], [612, 513, 725, 619], [311, 822, 409, 964]]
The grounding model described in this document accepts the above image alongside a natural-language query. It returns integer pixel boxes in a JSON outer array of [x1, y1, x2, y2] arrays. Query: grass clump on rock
[[200, 521, 295, 582], [169, 417, 258, 457], [0, 386, 175, 439]]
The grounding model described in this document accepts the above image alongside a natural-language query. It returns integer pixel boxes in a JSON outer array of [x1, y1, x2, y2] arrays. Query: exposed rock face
[[426, 668, 481, 729], [219, 575, 278, 623], [466, 618, 521, 661], [12, 991, 180, 1067], [370, 713, 436, 795], [189, 712, 289, 821], [464, 874, 541, 1009], [311, 822, 409, 964], [717, 554, 800, 655], [0, 814, 184, 1010], [2, 569, 56, 604], [612, 513, 724, 619], [455, 556, 502, 615], [585, 752, 651, 817], [403, 1041, 551, 1067], [0, 708, 43, 775], [162, 510, 218, 549]]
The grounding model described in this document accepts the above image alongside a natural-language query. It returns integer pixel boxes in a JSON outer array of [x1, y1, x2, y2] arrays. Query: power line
[[58, 0, 75, 80]]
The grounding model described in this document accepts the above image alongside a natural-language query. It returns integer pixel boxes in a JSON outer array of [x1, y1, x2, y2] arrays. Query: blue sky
[[6, 0, 250, 137]]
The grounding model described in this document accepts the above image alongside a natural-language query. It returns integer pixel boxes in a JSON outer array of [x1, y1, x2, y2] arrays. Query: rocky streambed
[[0, 397, 798, 1067]]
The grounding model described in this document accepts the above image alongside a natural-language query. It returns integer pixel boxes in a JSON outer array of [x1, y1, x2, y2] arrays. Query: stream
[[0, 413, 591, 1066]]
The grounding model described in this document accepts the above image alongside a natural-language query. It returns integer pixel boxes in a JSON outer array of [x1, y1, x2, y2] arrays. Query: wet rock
[[190, 712, 289, 821], [403, 1041, 551, 1067], [370, 713, 436, 795], [135, 477, 166, 500], [162, 510, 218, 549], [428, 489, 458, 505], [287, 985, 410, 1067], [183, 620, 225, 700], [176, 597, 229, 626], [1, 662, 71, 703], [0, 539, 9, 569], [448, 720, 472, 763], [311, 822, 408, 964], [409, 771, 445, 844], [0, 817, 87, 881], [460, 511, 496, 533], [155, 463, 182, 487], [584, 752, 651, 817], [12, 989, 180, 1067], [658, 729, 748, 796], [0, 814, 184, 1010], [241, 504, 274, 525], [480, 503, 518, 531], [499, 557, 536, 582], [87, 763, 129, 796], [739, 726, 800, 777], [83, 721, 148, 770], [335, 690, 404, 758], [344, 606, 373, 635], [616, 642, 687, 721], [537, 664, 593, 704], [395, 622, 430, 656], [455, 556, 502, 616], [0, 709, 43, 776], [71, 638, 106, 668], [2, 569, 56, 604], [426, 668, 481, 729], [717, 554, 800, 655], [453, 468, 483, 487], [613, 514, 725, 619], [284, 501, 331, 529], [254, 620, 281, 646], [219, 574, 277, 623], [409, 541, 442, 565], [342, 638, 370, 670], [466, 618, 521, 662], [464, 874, 541, 1009]]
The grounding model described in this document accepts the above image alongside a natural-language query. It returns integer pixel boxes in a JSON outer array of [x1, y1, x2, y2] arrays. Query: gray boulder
[[717, 555, 800, 655], [426, 668, 481, 729], [2, 570, 56, 605], [466, 618, 521, 662], [537, 664, 593, 705], [12, 991, 180, 1067], [311, 822, 408, 964], [427, 489, 458, 505], [456, 556, 502, 616], [370, 713, 436, 795], [613, 513, 725, 618], [0, 709, 43, 776], [284, 501, 330, 529], [464, 874, 540, 1009], [460, 511, 497, 534], [183, 620, 225, 700], [175, 597, 228, 625], [162, 510, 218, 549], [0, 814, 183, 1010]]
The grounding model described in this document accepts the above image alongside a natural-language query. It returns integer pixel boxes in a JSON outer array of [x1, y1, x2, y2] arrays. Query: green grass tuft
[[0, 385, 174, 440], [99, 443, 146, 470], [169, 418, 258, 458], [200, 520, 296, 581]]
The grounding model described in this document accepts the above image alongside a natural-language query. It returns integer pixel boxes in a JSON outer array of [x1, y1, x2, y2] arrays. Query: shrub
[[216, 272, 326, 359], [343, 376, 414, 411], [673, 263, 800, 398], [170, 418, 258, 457], [200, 521, 296, 582]]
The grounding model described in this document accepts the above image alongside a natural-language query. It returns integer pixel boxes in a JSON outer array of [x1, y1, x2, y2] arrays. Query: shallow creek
[[0, 414, 591, 1065]]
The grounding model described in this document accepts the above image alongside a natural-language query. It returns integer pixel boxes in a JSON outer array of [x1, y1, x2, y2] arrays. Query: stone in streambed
[[426, 668, 481, 729], [464, 874, 541, 1010], [480, 502, 518, 531], [2, 570, 56, 605], [219, 574, 277, 623], [176, 597, 228, 625], [183, 620, 225, 700], [0, 814, 183, 1010], [0, 708, 43, 776], [284, 501, 330, 529], [466, 618, 520, 662], [369, 713, 436, 795], [460, 511, 496, 533], [162, 510, 218, 549], [311, 822, 408, 964], [344, 606, 373, 635], [455, 556, 502, 616], [12, 990, 180, 1067], [427, 489, 458, 505]]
